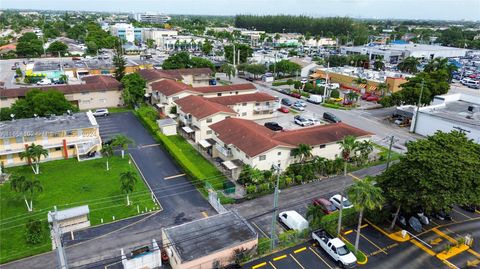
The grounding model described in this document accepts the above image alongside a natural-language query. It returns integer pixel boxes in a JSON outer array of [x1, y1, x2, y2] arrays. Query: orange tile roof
[[210, 118, 373, 157], [150, 79, 194, 96], [175, 95, 236, 119], [208, 92, 275, 106], [192, 83, 256, 94]]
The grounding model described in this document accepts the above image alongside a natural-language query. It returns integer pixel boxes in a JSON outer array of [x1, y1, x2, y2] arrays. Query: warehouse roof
[[163, 211, 257, 262]]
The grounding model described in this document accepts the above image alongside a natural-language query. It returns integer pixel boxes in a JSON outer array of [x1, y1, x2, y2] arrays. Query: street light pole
[[386, 135, 395, 171], [412, 79, 425, 134], [270, 164, 281, 251]]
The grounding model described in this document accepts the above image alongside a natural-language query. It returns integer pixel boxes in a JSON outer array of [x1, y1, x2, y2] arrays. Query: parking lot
[[243, 241, 339, 269]]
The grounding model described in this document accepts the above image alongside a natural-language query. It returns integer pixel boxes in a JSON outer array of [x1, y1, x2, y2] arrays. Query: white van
[[461, 78, 480, 88], [278, 210, 309, 231], [307, 94, 323, 104], [36, 78, 52, 85]]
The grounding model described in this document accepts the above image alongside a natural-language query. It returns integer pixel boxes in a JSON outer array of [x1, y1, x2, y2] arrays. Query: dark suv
[[323, 112, 341, 123], [281, 98, 293, 106], [264, 122, 283, 131]]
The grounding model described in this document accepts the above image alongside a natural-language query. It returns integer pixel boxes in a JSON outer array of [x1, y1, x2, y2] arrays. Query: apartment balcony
[[254, 105, 276, 112], [215, 144, 233, 158], [76, 138, 101, 155]]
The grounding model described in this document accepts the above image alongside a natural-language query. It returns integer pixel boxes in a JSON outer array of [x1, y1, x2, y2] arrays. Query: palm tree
[[345, 91, 359, 104], [59, 74, 68, 84], [120, 171, 138, 206], [221, 63, 236, 81], [356, 140, 374, 165], [377, 83, 389, 97], [291, 144, 313, 163], [306, 204, 324, 230], [314, 35, 321, 50], [347, 177, 384, 254], [424, 58, 457, 82], [353, 77, 368, 88], [19, 143, 48, 175], [337, 135, 360, 234], [112, 134, 134, 159], [10, 175, 43, 212], [397, 56, 419, 74], [100, 144, 114, 171]]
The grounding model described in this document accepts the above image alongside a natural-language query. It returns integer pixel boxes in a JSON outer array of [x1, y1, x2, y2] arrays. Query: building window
[[68, 145, 75, 149], [235, 91, 239, 95], [83, 100, 90, 104], [25, 136, 35, 142], [53, 132, 60, 137], [259, 155, 266, 161], [15, 137, 23, 143], [217, 93, 222, 97], [206, 130, 212, 135], [55, 147, 62, 151], [206, 118, 212, 123], [255, 102, 260, 106], [81, 92, 89, 95], [266, 102, 270, 105], [66, 131, 73, 136], [242, 102, 247, 106], [99, 98, 106, 103], [277, 152, 281, 156], [320, 144, 326, 149], [242, 112, 247, 116]]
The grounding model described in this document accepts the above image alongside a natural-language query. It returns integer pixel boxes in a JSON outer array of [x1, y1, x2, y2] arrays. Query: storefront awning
[[369, 85, 377, 91], [198, 139, 212, 148], [182, 126, 194, 134], [359, 84, 367, 88]]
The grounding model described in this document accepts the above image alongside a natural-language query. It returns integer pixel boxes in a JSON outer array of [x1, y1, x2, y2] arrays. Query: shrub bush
[[330, 88, 340, 98], [25, 219, 43, 245]]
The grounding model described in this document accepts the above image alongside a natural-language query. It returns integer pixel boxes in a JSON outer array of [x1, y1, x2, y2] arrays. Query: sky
[[2, 0, 479, 21]]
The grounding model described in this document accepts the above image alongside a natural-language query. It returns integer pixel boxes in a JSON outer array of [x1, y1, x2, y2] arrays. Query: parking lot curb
[[364, 219, 410, 242]]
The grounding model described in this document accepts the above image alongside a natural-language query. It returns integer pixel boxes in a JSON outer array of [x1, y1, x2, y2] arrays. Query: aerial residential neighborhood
[[0, 1, 479, 269]]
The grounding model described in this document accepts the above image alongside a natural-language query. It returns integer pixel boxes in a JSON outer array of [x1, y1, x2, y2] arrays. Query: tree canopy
[[46, 41, 68, 56], [224, 43, 253, 64], [0, 89, 78, 120], [376, 131, 480, 215], [15, 32, 43, 57], [162, 51, 215, 71], [121, 73, 146, 108]]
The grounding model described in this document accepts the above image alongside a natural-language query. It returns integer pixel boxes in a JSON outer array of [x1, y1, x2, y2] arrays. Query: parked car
[[312, 229, 357, 268], [330, 97, 343, 102], [278, 210, 309, 231], [408, 216, 423, 233], [294, 115, 312, 127], [36, 78, 52, 85], [246, 77, 254, 82], [361, 93, 371, 100], [291, 103, 305, 111], [11, 62, 19, 70], [305, 117, 321, 125], [434, 210, 452, 221], [329, 194, 353, 209], [290, 92, 302, 99], [92, 108, 109, 117], [281, 98, 293, 106], [313, 198, 338, 214], [279, 88, 291, 95], [72, 56, 81, 61], [366, 95, 380, 102], [460, 204, 477, 213], [307, 94, 323, 104], [294, 100, 306, 107], [278, 106, 290, 113], [323, 112, 341, 123], [264, 122, 283, 131]]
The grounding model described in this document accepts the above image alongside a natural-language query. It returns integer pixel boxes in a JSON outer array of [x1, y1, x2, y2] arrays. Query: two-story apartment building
[[208, 92, 278, 120], [175, 95, 237, 143], [150, 80, 258, 115], [0, 111, 102, 167], [138, 68, 212, 89], [0, 76, 122, 110], [209, 118, 372, 179]]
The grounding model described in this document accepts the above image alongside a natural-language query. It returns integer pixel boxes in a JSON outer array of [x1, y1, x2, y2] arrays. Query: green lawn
[[0, 156, 158, 264]]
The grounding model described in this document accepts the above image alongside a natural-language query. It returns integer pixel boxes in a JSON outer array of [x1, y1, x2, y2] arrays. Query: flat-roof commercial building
[[410, 93, 480, 143], [142, 28, 178, 47], [1, 75, 123, 110], [0, 111, 102, 167], [341, 43, 470, 63], [310, 67, 412, 93], [162, 211, 257, 269], [135, 12, 171, 24]]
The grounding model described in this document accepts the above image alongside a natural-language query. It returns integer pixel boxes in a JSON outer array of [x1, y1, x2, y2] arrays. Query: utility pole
[[337, 180, 346, 236], [323, 62, 329, 103], [386, 135, 395, 171], [412, 79, 425, 134], [52, 206, 69, 269], [270, 164, 281, 251]]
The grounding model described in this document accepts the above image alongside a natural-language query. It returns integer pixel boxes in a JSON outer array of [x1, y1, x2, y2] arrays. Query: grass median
[[0, 156, 157, 264]]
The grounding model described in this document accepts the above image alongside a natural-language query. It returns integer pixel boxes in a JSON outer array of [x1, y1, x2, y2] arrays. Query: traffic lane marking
[[410, 239, 436, 256], [289, 254, 305, 269], [293, 247, 306, 253], [164, 173, 186, 180], [270, 254, 304, 269], [251, 221, 269, 238], [308, 246, 334, 269], [273, 255, 287, 261], [252, 262, 267, 269], [452, 208, 472, 220]]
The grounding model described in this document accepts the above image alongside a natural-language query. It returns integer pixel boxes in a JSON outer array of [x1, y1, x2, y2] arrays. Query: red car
[[278, 106, 289, 113], [361, 93, 371, 100], [312, 198, 338, 214], [290, 92, 301, 99], [366, 95, 380, 102], [342, 100, 353, 106]]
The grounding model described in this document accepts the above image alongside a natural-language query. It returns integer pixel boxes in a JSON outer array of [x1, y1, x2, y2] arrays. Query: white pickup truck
[[312, 229, 357, 268]]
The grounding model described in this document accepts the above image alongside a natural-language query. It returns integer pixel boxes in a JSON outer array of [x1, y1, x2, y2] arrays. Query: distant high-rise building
[[110, 23, 142, 43], [135, 12, 171, 24]]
